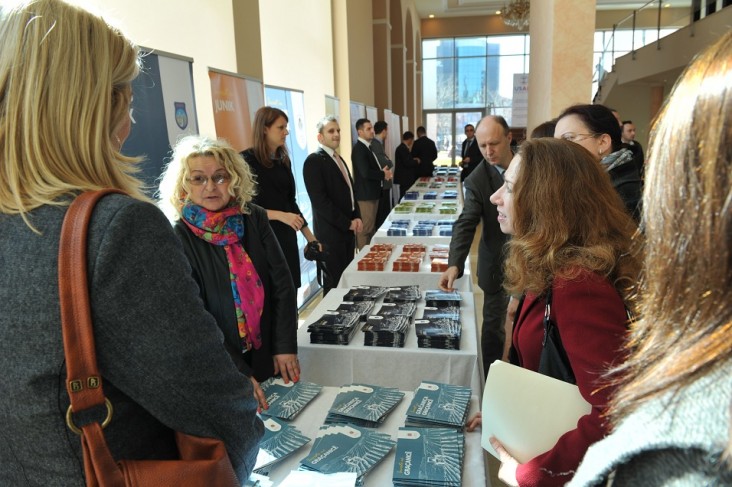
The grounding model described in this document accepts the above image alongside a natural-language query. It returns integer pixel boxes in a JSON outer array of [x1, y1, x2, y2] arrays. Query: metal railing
[[595, 0, 697, 86]]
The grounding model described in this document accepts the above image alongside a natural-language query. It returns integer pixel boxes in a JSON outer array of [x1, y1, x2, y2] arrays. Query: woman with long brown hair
[[570, 31, 732, 487], [241, 106, 318, 290], [483, 138, 639, 487]]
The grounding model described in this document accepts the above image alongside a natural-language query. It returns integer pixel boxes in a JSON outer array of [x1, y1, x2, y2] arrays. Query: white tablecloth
[[263, 387, 488, 487], [372, 218, 457, 245], [298, 288, 480, 392], [338, 244, 473, 292]]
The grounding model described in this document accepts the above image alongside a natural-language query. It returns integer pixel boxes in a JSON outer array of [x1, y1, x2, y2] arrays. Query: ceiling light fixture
[[428, 14, 435, 18], [501, 0, 530, 31]]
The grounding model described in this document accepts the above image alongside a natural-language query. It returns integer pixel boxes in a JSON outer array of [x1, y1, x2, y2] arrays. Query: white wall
[[258, 0, 334, 153], [68, 0, 239, 137]]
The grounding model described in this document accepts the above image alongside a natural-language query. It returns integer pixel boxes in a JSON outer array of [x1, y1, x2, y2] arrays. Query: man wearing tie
[[303, 116, 363, 294], [459, 123, 482, 181], [352, 118, 392, 249]]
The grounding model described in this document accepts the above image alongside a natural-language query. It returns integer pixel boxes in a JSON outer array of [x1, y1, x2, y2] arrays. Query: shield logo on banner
[[174, 102, 188, 129]]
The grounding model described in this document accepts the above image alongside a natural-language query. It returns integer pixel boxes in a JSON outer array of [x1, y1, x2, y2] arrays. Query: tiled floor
[[296, 224, 504, 487]]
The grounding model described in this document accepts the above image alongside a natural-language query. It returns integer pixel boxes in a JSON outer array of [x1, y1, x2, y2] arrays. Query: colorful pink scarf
[[182, 203, 264, 351]]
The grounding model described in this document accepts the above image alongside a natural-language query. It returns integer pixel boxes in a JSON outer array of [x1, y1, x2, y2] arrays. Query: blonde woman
[[158, 136, 300, 410], [0, 0, 261, 483], [570, 31, 732, 487]]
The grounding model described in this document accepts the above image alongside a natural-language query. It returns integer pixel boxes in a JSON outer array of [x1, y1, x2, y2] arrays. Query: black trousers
[[321, 232, 355, 295]]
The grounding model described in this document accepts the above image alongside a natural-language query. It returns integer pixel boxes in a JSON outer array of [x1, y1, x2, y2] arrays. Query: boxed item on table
[[431, 258, 449, 273]]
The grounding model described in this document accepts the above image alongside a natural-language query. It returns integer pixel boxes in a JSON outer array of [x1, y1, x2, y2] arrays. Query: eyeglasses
[[187, 172, 231, 186], [560, 133, 599, 143]]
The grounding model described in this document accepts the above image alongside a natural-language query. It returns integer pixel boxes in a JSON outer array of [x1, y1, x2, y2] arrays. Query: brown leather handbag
[[58, 189, 240, 487]]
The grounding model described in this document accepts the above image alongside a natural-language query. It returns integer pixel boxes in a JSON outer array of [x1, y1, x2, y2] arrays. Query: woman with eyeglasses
[[158, 136, 300, 411], [241, 106, 318, 291], [554, 104, 642, 220]]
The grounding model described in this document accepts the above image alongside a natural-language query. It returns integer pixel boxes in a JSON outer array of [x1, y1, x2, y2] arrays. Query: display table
[[372, 218, 456, 245], [298, 288, 480, 392], [338, 244, 473, 292], [264, 387, 488, 486]]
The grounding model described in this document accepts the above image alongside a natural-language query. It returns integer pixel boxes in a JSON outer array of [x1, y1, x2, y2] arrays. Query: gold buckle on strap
[[65, 398, 113, 435]]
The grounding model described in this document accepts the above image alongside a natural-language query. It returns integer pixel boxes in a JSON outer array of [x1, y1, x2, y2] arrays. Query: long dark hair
[[251, 106, 290, 169]]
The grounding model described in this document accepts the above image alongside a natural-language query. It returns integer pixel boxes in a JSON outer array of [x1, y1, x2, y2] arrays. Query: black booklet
[[361, 314, 411, 348], [424, 289, 462, 308], [343, 285, 389, 302], [307, 310, 361, 345]]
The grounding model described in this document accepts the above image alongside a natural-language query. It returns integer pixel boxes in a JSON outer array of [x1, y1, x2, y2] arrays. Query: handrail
[[593, 0, 699, 100]]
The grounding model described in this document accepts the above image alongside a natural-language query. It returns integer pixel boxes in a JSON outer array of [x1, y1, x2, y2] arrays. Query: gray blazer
[[0, 194, 263, 485], [448, 159, 508, 294]]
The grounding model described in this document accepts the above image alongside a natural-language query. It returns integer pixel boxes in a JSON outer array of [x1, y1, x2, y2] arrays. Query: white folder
[[481, 360, 592, 463]]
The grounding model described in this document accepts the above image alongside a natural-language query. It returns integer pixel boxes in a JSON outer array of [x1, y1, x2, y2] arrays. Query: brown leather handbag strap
[[58, 189, 126, 414]]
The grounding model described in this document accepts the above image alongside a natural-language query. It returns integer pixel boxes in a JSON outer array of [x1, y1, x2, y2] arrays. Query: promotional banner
[[366, 105, 378, 125], [325, 95, 340, 121], [123, 50, 198, 194], [511, 73, 529, 128], [264, 86, 317, 306], [349, 101, 366, 145], [208, 68, 264, 151]]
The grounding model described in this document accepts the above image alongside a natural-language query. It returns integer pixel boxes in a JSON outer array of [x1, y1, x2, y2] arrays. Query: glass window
[[455, 57, 486, 108], [456, 37, 486, 57], [423, 38, 454, 59], [422, 58, 455, 109], [612, 30, 635, 51], [487, 54, 526, 102], [487, 35, 525, 55]]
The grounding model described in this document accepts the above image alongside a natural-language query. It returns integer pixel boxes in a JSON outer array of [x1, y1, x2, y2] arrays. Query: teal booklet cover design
[[254, 417, 311, 475], [392, 427, 465, 487], [406, 381, 471, 428], [300, 423, 395, 483], [325, 383, 405, 428], [259, 377, 322, 420]]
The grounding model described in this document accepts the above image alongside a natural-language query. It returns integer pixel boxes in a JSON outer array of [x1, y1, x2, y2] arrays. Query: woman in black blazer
[[159, 135, 300, 410]]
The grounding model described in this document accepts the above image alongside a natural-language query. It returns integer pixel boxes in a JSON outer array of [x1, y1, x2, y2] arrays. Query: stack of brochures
[[325, 383, 405, 428], [383, 285, 422, 303], [343, 285, 388, 302], [361, 314, 411, 347], [374, 301, 417, 318], [335, 300, 375, 320], [414, 305, 461, 350], [392, 427, 465, 487], [424, 289, 462, 307], [253, 417, 311, 476], [299, 423, 395, 485], [405, 381, 471, 429], [307, 310, 360, 345], [259, 378, 322, 421]]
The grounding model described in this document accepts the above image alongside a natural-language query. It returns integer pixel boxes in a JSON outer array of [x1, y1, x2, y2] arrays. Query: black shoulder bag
[[509, 286, 576, 384]]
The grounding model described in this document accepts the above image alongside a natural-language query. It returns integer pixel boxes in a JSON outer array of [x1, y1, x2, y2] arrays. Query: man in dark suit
[[371, 120, 394, 231], [303, 116, 363, 295], [411, 125, 438, 178], [459, 123, 483, 181], [439, 115, 513, 377], [622, 120, 645, 178], [352, 118, 392, 249], [394, 131, 418, 199]]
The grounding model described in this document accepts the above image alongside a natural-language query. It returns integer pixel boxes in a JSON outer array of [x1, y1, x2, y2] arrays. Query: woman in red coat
[[479, 138, 639, 487]]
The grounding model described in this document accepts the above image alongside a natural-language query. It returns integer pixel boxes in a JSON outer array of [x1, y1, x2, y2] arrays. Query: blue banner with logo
[[123, 51, 198, 195]]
